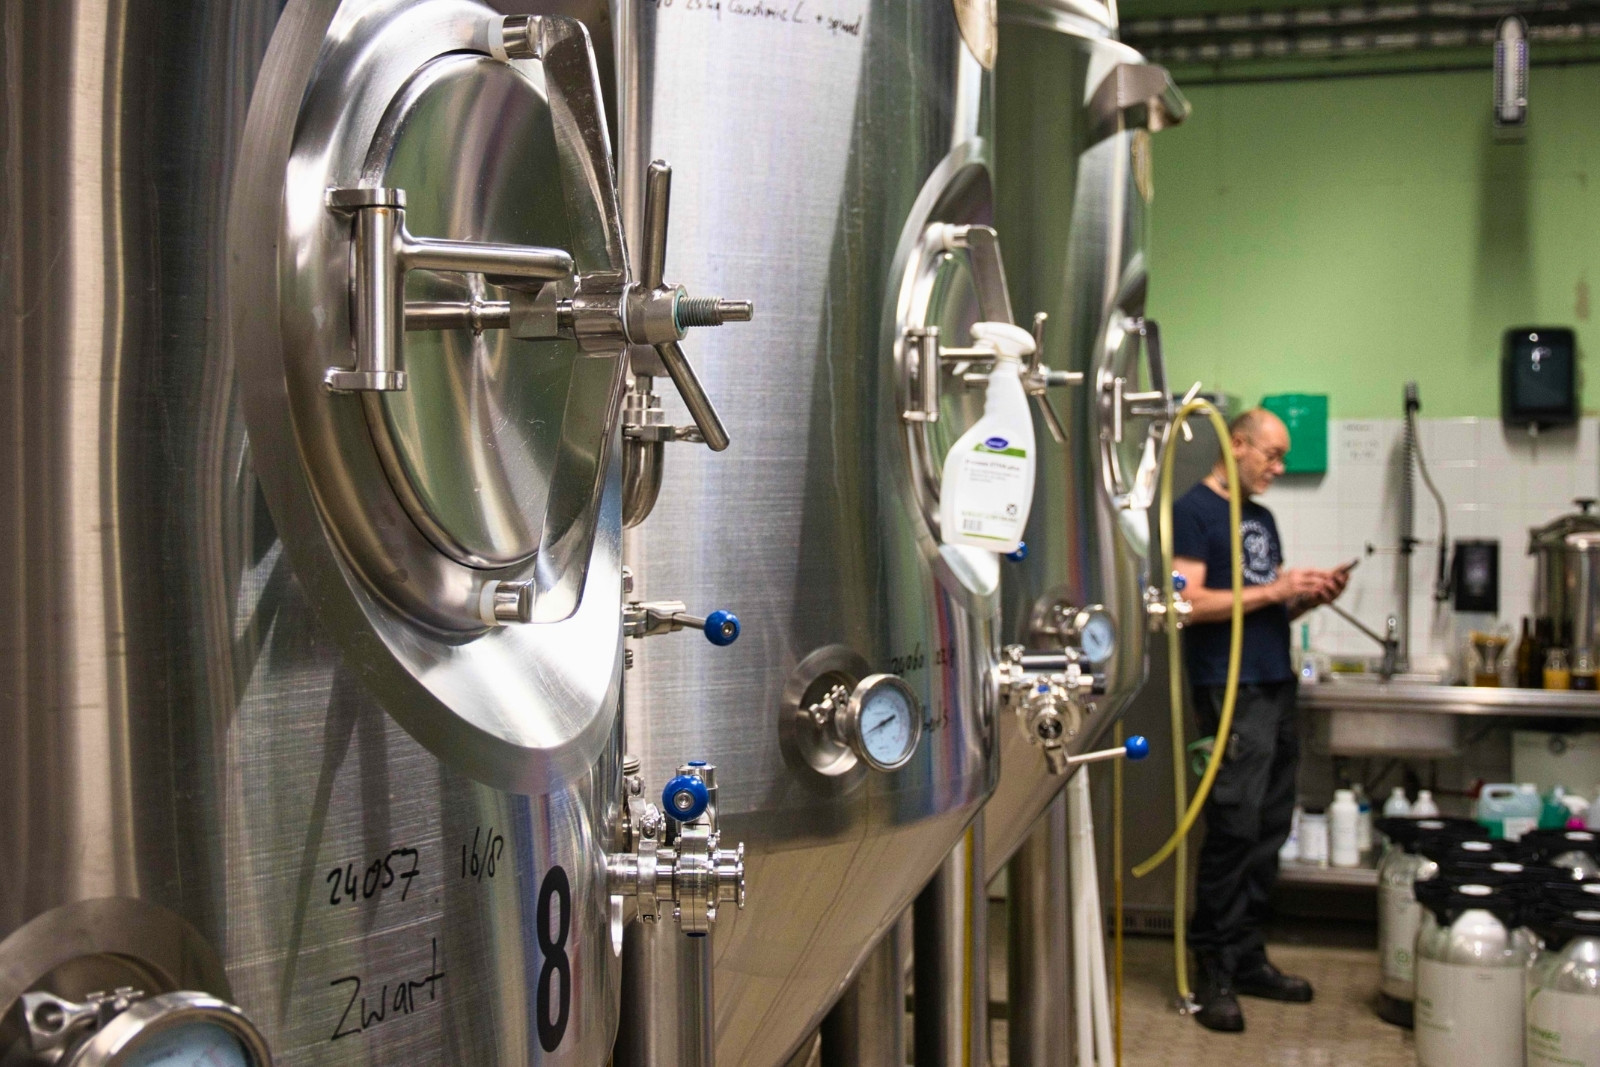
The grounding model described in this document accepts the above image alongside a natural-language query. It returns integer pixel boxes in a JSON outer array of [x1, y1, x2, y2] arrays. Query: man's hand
[[1272, 568, 1327, 605]]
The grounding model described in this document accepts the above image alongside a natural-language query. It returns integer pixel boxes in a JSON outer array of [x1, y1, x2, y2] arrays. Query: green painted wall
[[1147, 64, 1600, 417]]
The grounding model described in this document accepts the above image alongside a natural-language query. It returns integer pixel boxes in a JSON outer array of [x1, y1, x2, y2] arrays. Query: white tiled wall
[[1261, 417, 1600, 673]]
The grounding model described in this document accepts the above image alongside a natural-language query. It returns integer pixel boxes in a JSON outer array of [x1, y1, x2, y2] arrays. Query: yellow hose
[[1124, 398, 1244, 1008]]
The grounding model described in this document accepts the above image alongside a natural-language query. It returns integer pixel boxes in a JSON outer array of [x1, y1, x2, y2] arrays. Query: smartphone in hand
[[1335, 557, 1362, 575]]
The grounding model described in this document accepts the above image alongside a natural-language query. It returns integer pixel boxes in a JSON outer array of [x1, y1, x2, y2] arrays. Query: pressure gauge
[[1067, 606, 1117, 666], [47, 992, 272, 1067], [838, 674, 923, 772]]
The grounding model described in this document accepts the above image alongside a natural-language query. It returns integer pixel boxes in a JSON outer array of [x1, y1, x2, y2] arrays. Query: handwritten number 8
[[536, 866, 571, 1051]]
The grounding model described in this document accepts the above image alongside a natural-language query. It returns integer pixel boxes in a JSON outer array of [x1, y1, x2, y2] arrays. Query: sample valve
[[1144, 569, 1193, 631], [609, 759, 746, 936], [621, 568, 740, 667]]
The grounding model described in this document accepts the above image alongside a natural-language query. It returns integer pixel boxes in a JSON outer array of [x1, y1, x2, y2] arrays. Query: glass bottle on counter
[[1547, 647, 1573, 690], [1575, 646, 1598, 691], [1516, 616, 1544, 688]]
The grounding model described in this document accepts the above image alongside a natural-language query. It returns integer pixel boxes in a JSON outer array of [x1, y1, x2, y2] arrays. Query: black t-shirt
[[1170, 482, 1294, 687]]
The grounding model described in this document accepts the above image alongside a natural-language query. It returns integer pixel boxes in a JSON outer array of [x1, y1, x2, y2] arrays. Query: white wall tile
[[1266, 416, 1600, 672]]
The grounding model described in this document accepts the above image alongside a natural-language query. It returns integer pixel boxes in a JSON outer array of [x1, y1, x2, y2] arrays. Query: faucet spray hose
[[1125, 397, 1245, 1010]]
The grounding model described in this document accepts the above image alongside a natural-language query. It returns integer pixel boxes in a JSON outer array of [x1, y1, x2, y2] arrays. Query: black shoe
[[1234, 959, 1314, 1003], [1193, 961, 1246, 1033]]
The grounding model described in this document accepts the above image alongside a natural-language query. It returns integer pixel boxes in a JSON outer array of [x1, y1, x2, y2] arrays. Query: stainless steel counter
[[1300, 681, 1600, 719]]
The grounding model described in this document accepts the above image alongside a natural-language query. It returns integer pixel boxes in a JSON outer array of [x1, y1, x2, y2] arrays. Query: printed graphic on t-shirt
[[1241, 519, 1279, 586]]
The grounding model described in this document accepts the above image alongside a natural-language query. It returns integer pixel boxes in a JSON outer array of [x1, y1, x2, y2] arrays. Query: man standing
[[1170, 408, 1347, 1033]]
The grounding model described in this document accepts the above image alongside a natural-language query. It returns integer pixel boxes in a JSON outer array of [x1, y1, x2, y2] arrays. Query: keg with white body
[[2, 3, 728, 1064], [1372, 817, 1479, 1025], [613, 3, 1011, 1064], [1413, 880, 1536, 1067], [1526, 898, 1600, 1067]]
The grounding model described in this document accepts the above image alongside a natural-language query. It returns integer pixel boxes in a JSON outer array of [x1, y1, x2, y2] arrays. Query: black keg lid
[[1416, 835, 1521, 865], [1522, 886, 1600, 947], [1415, 877, 1521, 926], [1518, 827, 1600, 864], [1444, 860, 1577, 895], [1375, 816, 1481, 853]]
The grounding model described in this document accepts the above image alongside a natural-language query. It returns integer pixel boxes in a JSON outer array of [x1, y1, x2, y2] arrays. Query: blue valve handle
[[661, 774, 709, 822], [1170, 570, 1187, 592], [1066, 735, 1151, 768], [703, 609, 740, 646], [1005, 541, 1029, 562]]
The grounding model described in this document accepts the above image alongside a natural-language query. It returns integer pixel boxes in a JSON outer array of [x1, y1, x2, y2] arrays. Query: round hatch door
[[233, 2, 632, 792], [366, 53, 593, 570]]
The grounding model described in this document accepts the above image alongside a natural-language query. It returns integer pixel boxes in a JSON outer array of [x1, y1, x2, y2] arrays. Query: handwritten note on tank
[[651, 0, 864, 38]]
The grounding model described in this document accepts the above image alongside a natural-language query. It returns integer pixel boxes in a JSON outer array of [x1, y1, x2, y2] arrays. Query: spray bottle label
[[947, 437, 1029, 543], [1527, 988, 1600, 1067]]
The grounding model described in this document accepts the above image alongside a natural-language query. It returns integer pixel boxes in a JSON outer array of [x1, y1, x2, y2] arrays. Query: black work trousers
[[1187, 678, 1300, 978]]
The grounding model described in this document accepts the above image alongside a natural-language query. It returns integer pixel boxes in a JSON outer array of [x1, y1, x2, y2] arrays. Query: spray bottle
[[939, 322, 1037, 554]]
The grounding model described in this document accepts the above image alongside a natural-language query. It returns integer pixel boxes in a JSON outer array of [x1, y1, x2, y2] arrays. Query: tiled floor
[[1108, 935, 1415, 1067]]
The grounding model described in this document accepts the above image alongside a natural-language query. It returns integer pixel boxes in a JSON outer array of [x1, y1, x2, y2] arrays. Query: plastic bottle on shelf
[[1412, 789, 1441, 818], [1383, 786, 1412, 818], [1354, 783, 1374, 853], [1279, 804, 1303, 863], [1330, 789, 1361, 867]]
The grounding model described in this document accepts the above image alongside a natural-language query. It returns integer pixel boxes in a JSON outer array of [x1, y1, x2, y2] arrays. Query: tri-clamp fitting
[[609, 759, 746, 936], [995, 645, 1094, 775]]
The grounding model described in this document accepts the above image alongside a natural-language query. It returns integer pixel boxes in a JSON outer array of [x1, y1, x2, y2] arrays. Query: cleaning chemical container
[[1413, 789, 1442, 817], [938, 322, 1036, 554], [1299, 811, 1329, 865], [1374, 816, 1482, 1027], [1330, 789, 1361, 867], [1478, 783, 1542, 840], [1413, 878, 1535, 1067], [1355, 784, 1374, 852]]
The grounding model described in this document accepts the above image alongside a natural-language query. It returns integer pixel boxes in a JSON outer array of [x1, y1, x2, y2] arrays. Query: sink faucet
[[1324, 602, 1402, 681]]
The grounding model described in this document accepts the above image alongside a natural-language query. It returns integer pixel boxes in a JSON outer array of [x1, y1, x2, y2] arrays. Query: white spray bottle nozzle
[[970, 321, 1036, 362]]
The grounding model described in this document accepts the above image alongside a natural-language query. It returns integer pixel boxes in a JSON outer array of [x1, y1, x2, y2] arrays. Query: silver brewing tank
[[984, 0, 1188, 876], [613, 2, 1013, 1063], [2, 2, 736, 1064]]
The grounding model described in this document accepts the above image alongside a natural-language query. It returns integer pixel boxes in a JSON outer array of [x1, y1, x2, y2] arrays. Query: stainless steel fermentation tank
[[2, 2, 743, 1064], [613, 3, 1029, 1065], [986, 3, 1189, 1063]]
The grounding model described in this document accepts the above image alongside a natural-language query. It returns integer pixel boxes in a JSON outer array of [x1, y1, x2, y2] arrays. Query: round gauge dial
[[1076, 608, 1117, 666], [60, 992, 270, 1067], [846, 674, 923, 772], [119, 1023, 250, 1067]]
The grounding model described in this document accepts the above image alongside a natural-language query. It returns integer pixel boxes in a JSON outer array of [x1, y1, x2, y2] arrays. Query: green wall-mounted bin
[[1261, 393, 1328, 474]]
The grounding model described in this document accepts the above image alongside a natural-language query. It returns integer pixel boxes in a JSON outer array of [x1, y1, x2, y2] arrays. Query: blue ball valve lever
[[704, 609, 740, 646], [1005, 541, 1029, 563], [661, 773, 710, 822], [1066, 734, 1151, 769], [1171, 571, 1187, 592]]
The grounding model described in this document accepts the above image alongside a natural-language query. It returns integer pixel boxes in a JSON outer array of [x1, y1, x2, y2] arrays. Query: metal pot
[[1529, 498, 1600, 642]]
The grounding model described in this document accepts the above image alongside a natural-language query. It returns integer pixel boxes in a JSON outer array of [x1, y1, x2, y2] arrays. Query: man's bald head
[[1218, 407, 1290, 497]]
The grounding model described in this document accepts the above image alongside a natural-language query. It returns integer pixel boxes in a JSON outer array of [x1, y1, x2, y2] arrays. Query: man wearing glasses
[[1171, 407, 1348, 1033]]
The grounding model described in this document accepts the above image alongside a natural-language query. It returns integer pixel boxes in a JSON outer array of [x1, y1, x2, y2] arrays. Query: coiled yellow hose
[[1118, 397, 1244, 1011]]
